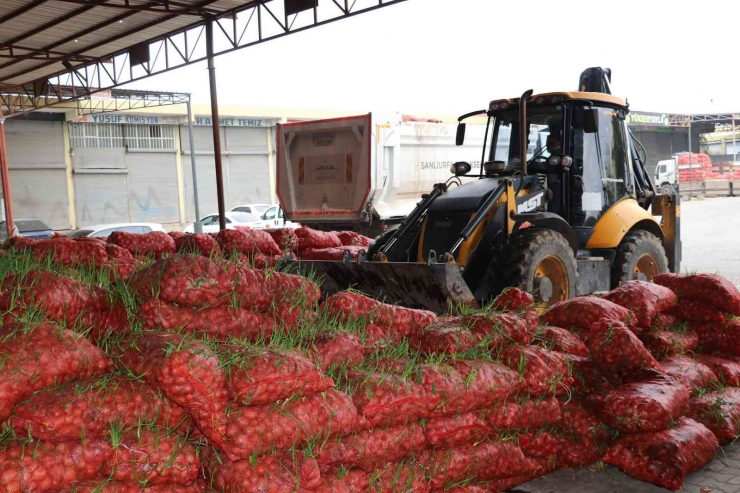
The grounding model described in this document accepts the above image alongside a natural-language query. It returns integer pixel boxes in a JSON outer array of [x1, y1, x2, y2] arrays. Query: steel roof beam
[[0, 5, 96, 49], [0, 0, 51, 25], [50, 0, 219, 17]]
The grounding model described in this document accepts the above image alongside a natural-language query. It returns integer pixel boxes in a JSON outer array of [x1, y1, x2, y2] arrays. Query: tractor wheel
[[611, 230, 668, 288], [499, 228, 577, 306], [660, 184, 674, 195]]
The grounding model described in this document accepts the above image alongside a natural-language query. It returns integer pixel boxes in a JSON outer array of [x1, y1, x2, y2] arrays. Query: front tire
[[660, 184, 674, 195], [612, 230, 668, 288]]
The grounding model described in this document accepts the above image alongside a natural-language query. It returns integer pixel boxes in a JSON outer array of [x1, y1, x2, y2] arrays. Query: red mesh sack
[[420, 440, 532, 488], [660, 355, 718, 395], [651, 312, 678, 329], [599, 370, 690, 433], [9, 374, 187, 442], [228, 264, 321, 310], [300, 246, 365, 260], [500, 345, 573, 396], [694, 320, 740, 356], [541, 296, 636, 330], [556, 399, 613, 468], [492, 287, 535, 312], [483, 395, 561, 431], [416, 360, 521, 417], [0, 440, 112, 492], [0, 323, 111, 421], [687, 388, 740, 444], [270, 302, 318, 330], [174, 233, 221, 257], [322, 291, 436, 335], [335, 231, 373, 247], [108, 231, 176, 258], [655, 272, 740, 316], [217, 228, 281, 256], [603, 417, 718, 490], [671, 299, 731, 323], [295, 227, 342, 250], [604, 280, 677, 328], [140, 298, 273, 341], [119, 331, 228, 420], [0, 270, 97, 325], [517, 430, 559, 459], [424, 412, 489, 449], [28, 238, 108, 267], [316, 469, 369, 493], [107, 258, 137, 281], [130, 255, 233, 308], [533, 326, 589, 357], [316, 422, 426, 472], [222, 347, 334, 406], [348, 371, 440, 428], [442, 312, 533, 348], [368, 462, 430, 493], [105, 243, 134, 260], [214, 389, 358, 460], [168, 231, 186, 240], [4, 235, 38, 250], [265, 228, 298, 251], [311, 333, 366, 371], [102, 430, 199, 485], [586, 320, 660, 380], [208, 452, 321, 492], [414, 324, 477, 355], [60, 481, 205, 492], [694, 354, 740, 386], [639, 330, 699, 358]]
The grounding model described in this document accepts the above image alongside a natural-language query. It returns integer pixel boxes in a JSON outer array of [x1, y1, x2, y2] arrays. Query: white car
[[230, 204, 271, 215], [261, 205, 300, 229], [69, 222, 166, 238], [183, 212, 270, 234]]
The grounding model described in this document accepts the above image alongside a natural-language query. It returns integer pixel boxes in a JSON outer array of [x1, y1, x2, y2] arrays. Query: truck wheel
[[612, 230, 668, 288], [498, 228, 577, 306], [661, 184, 674, 195]]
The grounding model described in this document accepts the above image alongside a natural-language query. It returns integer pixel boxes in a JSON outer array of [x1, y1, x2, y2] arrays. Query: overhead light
[[74, 39, 78, 43]]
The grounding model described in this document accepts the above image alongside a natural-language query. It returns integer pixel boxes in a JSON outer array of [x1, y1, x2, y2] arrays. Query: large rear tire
[[477, 228, 577, 307], [611, 230, 668, 288]]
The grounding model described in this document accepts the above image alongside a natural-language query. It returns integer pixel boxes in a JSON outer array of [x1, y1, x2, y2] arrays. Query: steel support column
[[186, 97, 202, 233], [0, 119, 15, 237], [206, 19, 226, 231]]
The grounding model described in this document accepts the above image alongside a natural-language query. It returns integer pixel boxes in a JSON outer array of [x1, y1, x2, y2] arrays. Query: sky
[[131, 0, 740, 116]]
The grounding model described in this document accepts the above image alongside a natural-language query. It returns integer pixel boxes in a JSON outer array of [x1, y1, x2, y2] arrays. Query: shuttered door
[[74, 173, 130, 226], [224, 127, 270, 208]]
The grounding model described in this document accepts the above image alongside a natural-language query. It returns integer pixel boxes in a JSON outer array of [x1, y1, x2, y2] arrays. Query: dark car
[[0, 219, 53, 241]]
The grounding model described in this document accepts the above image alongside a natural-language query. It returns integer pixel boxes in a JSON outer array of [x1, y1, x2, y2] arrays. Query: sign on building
[[71, 114, 184, 125], [626, 111, 670, 126], [194, 116, 276, 127]]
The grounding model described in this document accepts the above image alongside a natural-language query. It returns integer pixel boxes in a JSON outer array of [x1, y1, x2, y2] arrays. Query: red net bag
[[28, 238, 108, 267], [492, 287, 535, 312], [414, 324, 477, 355], [208, 452, 321, 492], [311, 333, 366, 371], [420, 440, 532, 488], [655, 272, 740, 316], [322, 291, 436, 335], [671, 299, 731, 323], [9, 374, 187, 442], [599, 370, 690, 433], [442, 311, 533, 349], [4, 236, 40, 250], [316, 422, 426, 472], [585, 320, 660, 380], [660, 355, 718, 395], [222, 347, 334, 406], [130, 255, 233, 308], [423, 412, 489, 449], [0, 323, 111, 421], [60, 481, 206, 492], [694, 320, 740, 356], [604, 280, 677, 328], [214, 389, 358, 460], [500, 345, 573, 396], [482, 395, 561, 431], [694, 354, 740, 386], [119, 331, 228, 420], [347, 371, 440, 428], [687, 388, 740, 444], [217, 228, 281, 256], [174, 233, 222, 257], [541, 296, 636, 330], [533, 326, 589, 357], [105, 243, 134, 260], [295, 227, 342, 250], [140, 298, 273, 342], [603, 417, 718, 490], [417, 360, 521, 417], [108, 231, 176, 258], [300, 246, 365, 261], [517, 430, 559, 459], [336, 231, 373, 247], [102, 430, 199, 485], [556, 399, 613, 468], [368, 462, 430, 493], [168, 231, 186, 240], [265, 228, 298, 251], [650, 311, 678, 329], [228, 264, 321, 311], [639, 330, 699, 358], [316, 469, 369, 493]]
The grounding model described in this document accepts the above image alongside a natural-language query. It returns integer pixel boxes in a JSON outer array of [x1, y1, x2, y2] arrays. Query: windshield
[[230, 212, 260, 223], [254, 205, 271, 213], [487, 105, 564, 166], [69, 229, 93, 238]]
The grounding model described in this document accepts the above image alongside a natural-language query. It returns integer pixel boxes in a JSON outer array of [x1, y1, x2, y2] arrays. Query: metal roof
[[0, 0, 405, 117]]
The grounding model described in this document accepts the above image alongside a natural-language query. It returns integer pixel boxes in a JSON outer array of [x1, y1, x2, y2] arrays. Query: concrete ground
[[516, 196, 740, 492]]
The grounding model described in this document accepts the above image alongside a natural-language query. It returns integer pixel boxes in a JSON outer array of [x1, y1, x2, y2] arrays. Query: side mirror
[[584, 108, 599, 134], [456, 123, 466, 146]]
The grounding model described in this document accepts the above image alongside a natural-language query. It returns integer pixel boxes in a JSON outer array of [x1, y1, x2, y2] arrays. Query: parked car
[[183, 212, 270, 234], [230, 204, 271, 215], [69, 222, 166, 238], [261, 205, 300, 229], [0, 219, 53, 241]]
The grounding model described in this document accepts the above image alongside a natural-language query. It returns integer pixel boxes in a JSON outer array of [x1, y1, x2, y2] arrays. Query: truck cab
[[655, 158, 678, 195]]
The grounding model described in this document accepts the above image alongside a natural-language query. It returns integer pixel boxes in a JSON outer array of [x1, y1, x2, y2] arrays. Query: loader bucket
[[286, 258, 479, 314]]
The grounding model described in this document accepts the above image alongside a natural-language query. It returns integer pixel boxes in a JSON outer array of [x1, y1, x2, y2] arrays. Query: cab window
[[597, 108, 628, 208], [278, 207, 284, 219], [264, 207, 277, 220]]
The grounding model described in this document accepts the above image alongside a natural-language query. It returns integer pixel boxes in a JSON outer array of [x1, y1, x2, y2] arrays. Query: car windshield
[[254, 205, 271, 213], [487, 105, 564, 166], [229, 212, 260, 223], [0, 219, 50, 233], [69, 229, 94, 238]]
